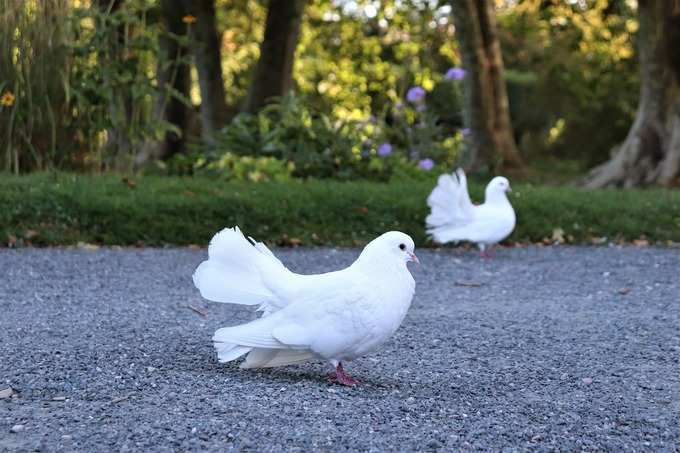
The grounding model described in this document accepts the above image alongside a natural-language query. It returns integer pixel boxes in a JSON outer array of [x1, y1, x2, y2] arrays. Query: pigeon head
[[360, 231, 419, 265], [485, 176, 512, 201]]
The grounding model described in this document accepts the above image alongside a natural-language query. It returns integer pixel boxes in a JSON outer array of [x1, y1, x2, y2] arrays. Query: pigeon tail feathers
[[425, 169, 475, 235], [192, 227, 290, 314]]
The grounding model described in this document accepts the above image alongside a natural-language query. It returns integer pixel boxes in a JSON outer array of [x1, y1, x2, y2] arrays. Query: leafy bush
[[0, 1, 188, 173], [195, 79, 465, 181], [197, 153, 294, 182], [0, 0, 72, 172], [498, 3, 638, 164]]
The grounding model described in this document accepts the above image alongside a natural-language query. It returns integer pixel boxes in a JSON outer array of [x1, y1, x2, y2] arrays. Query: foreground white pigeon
[[193, 227, 418, 386], [426, 168, 515, 256]]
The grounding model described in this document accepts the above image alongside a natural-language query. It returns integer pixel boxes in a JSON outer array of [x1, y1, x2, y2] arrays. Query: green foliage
[[2, 173, 679, 247], [497, 1, 638, 164], [0, 0, 649, 176], [383, 86, 462, 169], [198, 153, 294, 182], [201, 94, 384, 179], [215, 0, 266, 107], [68, 0, 187, 170], [193, 93, 460, 180], [0, 0, 188, 173], [0, 0, 72, 173], [296, 1, 456, 120]]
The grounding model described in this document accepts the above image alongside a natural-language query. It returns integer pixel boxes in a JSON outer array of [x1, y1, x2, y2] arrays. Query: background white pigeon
[[193, 227, 419, 386], [425, 168, 515, 256]]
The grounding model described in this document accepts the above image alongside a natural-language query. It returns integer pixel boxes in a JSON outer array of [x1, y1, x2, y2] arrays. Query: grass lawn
[[1, 172, 679, 247]]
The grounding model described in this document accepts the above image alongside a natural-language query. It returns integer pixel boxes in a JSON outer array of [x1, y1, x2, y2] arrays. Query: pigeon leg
[[327, 362, 360, 387]]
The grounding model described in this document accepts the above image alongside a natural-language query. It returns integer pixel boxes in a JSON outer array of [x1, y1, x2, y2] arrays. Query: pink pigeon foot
[[479, 246, 495, 258], [327, 362, 360, 387]]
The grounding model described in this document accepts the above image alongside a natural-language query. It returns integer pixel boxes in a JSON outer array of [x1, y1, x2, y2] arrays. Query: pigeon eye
[[399, 243, 406, 250]]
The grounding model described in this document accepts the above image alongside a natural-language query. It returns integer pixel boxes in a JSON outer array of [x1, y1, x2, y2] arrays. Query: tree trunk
[[451, 0, 523, 171], [187, 0, 228, 141], [582, 0, 680, 188], [242, 0, 306, 114], [135, 0, 193, 166]]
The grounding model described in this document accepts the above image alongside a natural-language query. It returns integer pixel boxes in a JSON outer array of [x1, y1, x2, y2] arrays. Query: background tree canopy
[[3, 0, 675, 187]]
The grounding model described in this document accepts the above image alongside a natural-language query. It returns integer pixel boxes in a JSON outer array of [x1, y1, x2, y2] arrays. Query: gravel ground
[[1, 245, 679, 452]]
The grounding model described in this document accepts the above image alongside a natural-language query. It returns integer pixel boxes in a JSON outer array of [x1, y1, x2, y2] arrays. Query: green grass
[[1, 172, 680, 247]]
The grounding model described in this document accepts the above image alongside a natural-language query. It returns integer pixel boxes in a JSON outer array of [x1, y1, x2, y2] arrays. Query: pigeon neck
[[484, 189, 509, 205]]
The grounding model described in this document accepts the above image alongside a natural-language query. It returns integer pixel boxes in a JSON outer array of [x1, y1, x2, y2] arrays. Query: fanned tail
[[426, 173, 461, 227], [192, 226, 291, 314], [425, 169, 475, 243]]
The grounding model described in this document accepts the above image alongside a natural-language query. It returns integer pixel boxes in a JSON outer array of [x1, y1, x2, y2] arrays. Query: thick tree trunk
[[188, 0, 228, 141], [242, 0, 306, 114], [451, 0, 523, 171], [136, 0, 193, 166], [582, 0, 680, 188]]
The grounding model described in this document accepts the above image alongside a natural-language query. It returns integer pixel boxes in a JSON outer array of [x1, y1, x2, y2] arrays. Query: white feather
[[192, 227, 292, 314]]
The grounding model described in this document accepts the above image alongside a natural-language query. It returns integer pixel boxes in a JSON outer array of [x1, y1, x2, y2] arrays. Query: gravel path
[[1, 245, 679, 451]]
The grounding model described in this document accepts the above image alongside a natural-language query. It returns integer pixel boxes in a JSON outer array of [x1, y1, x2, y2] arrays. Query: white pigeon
[[425, 168, 515, 256], [192, 227, 419, 386]]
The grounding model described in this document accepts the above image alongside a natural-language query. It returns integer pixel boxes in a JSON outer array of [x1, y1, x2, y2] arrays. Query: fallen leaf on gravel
[[0, 388, 14, 399], [582, 377, 593, 385], [10, 424, 24, 433], [552, 228, 565, 244], [109, 395, 131, 404], [52, 396, 67, 401], [77, 242, 99, 251], [279, 235, 302, 247], [121, 177, 137, 189], [590, 236, 608, 245], [187, 305, 208, 317], [187, 244, 201, 250], [530, 434, 543, 442], [633, 238, 649, 247], [454, 281, 484, 287], [618, 288, 631, 295]]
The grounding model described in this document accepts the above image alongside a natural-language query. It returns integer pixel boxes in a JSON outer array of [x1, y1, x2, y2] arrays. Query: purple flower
[[406, 86, 426, 103], [445, 67, 466, 81], [418, 158, 434, 171], [460, 127, 471, 137], [395, 101, 404, 110], [377, 143, 392, 157]]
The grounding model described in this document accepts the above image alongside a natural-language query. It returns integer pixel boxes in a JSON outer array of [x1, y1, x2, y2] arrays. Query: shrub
[[198, 94, 396, 180], [196, 79, 465, 181], [0, 1, 188, 173]]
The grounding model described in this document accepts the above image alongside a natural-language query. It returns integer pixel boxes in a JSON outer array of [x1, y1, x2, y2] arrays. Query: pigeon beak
[[408, 252, 420, 264]]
